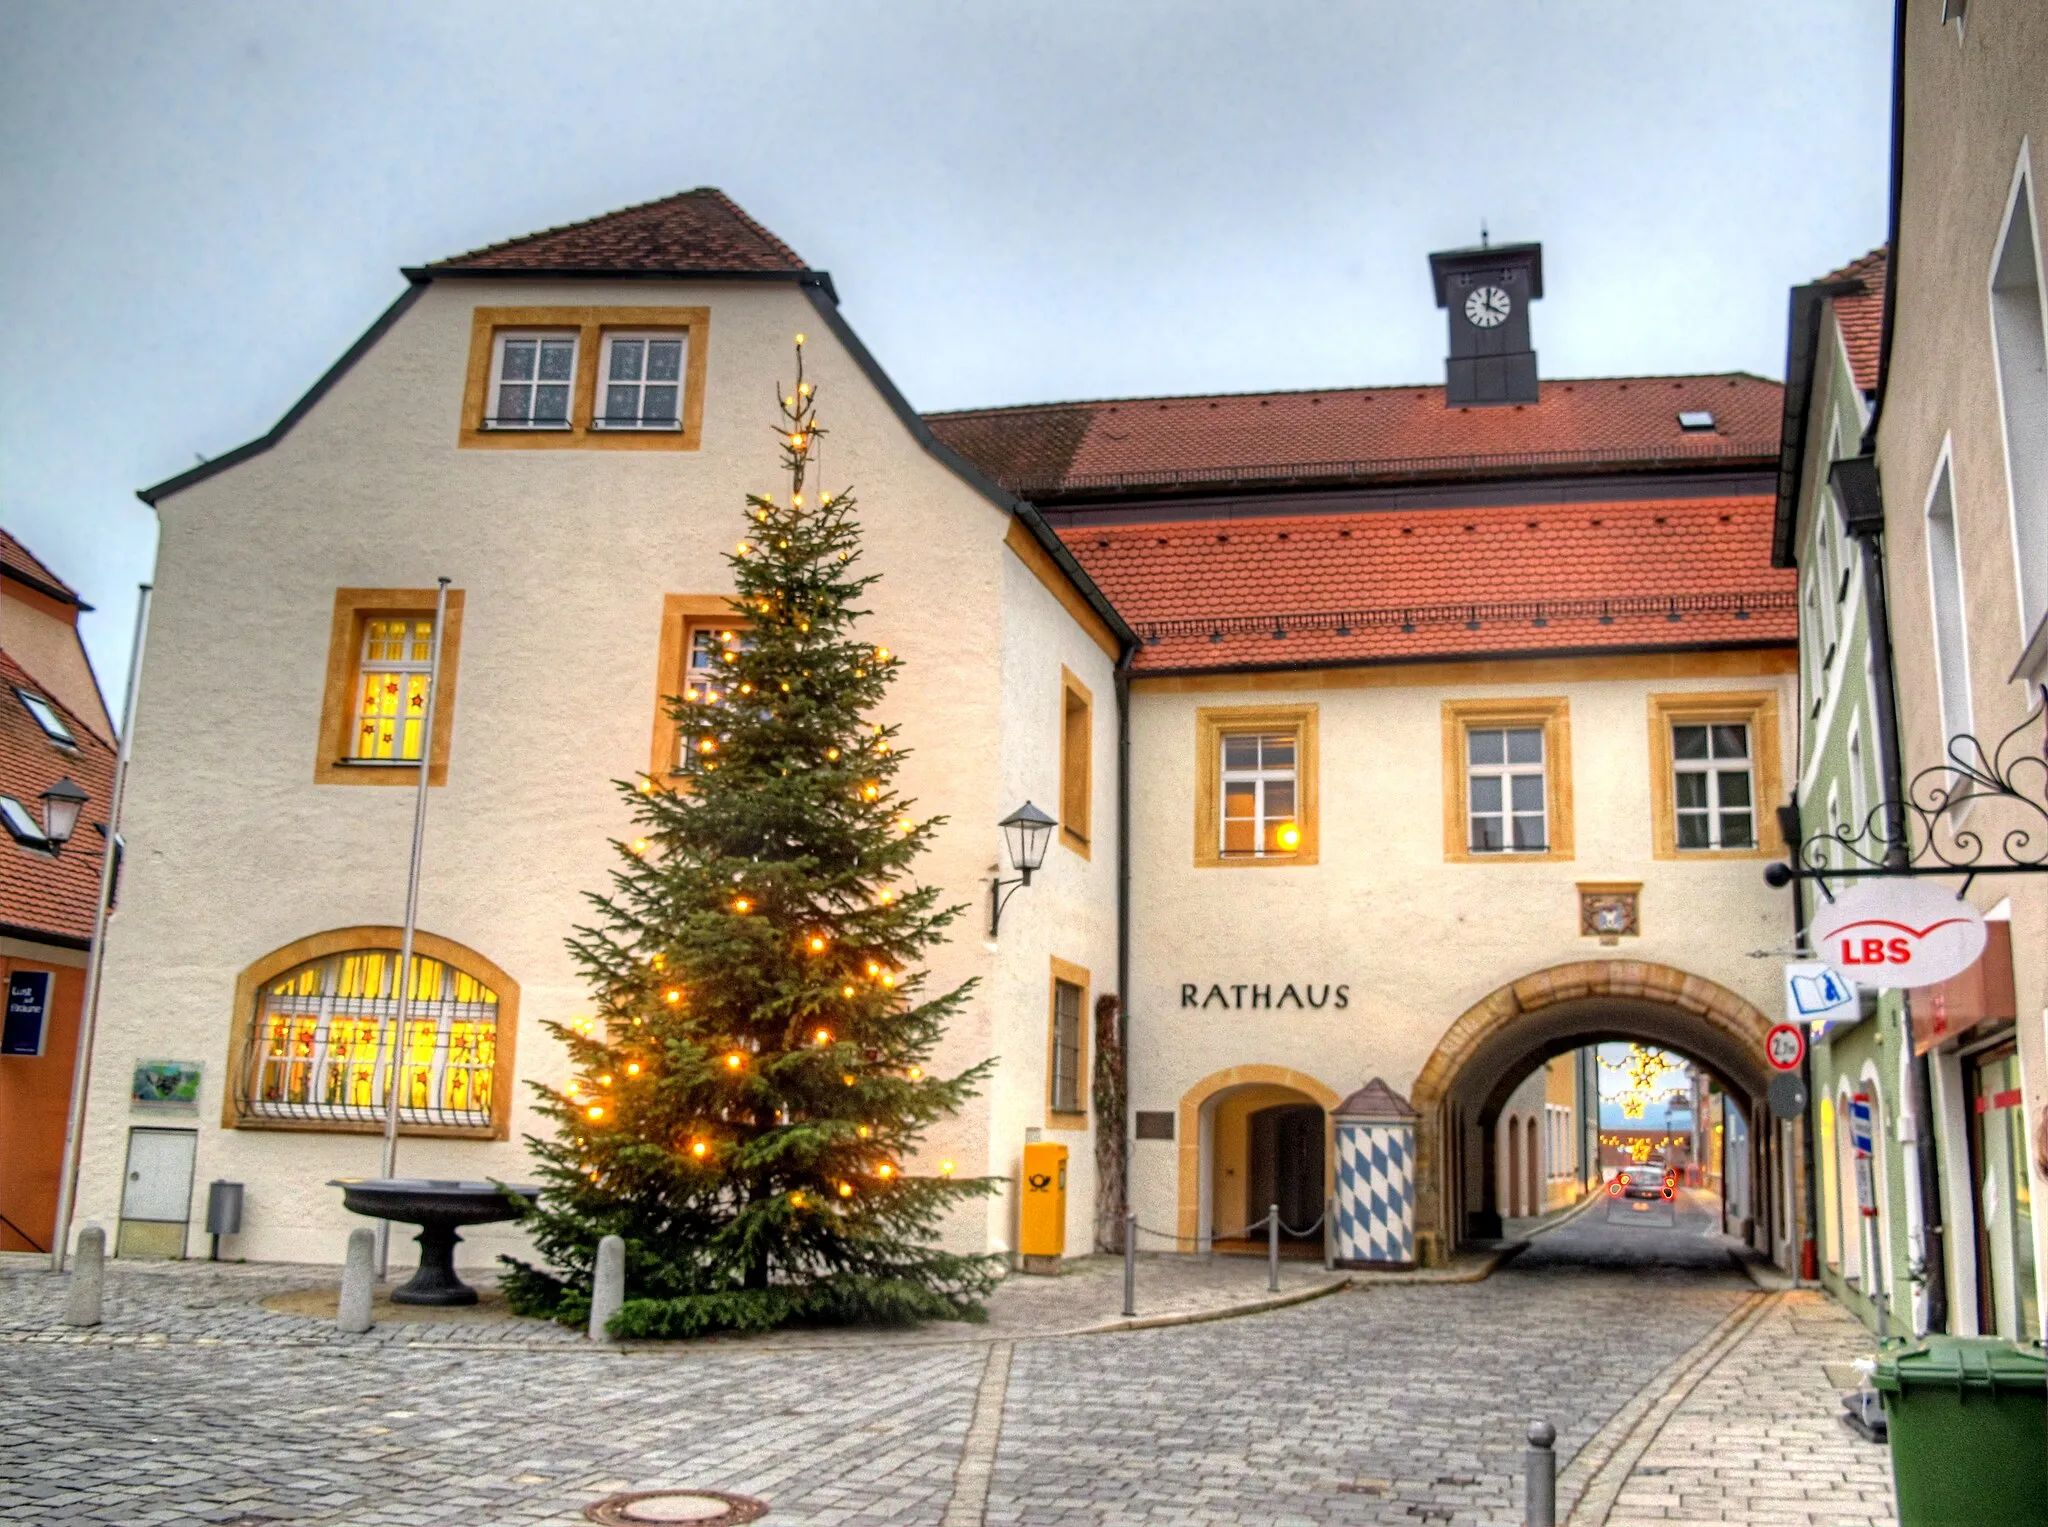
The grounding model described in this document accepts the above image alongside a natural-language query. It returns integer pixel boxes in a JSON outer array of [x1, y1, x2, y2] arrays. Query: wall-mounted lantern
[[989, 801, 1056, 937]]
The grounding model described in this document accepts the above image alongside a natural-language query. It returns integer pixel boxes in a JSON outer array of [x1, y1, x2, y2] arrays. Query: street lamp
[[990, 801, 1056, 937], [39, 777, 87, 852]]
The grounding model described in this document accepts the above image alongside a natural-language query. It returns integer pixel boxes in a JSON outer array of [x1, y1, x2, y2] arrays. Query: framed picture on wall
[[131, 1060, 202, 1112]]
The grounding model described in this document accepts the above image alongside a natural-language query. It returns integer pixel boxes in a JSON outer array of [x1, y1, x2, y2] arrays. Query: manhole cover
[[585, 1490, 767, 1526]]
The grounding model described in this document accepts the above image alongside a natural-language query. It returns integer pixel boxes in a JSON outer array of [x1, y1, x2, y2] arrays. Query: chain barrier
[[1125, 1211, 1324, 1247]]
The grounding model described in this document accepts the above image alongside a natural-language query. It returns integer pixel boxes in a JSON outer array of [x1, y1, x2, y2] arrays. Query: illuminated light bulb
[[566, 1080, 581, 1095], [625, 1062, 641, 1076], [881, 974, 896, 988], [837, 1182, 853, 1198], [794, 494, 803, 507], [691, 1140, 708, 1158], [790, 434, 805, 449], [858, 1125, 870, 1138], [799, 382, 811, 396], [784, 395, 795, 407], [722, 652, 737, 664], [651, 953, 665, 969], [878, 890, 894, 904], [739, 684, 752, 695], [809, 936, 827, 952], [779, 682, 790, 692], [875, 648, 891, 661], [737, 542, 749, 555], [814, 1028, 831, 1044], [907, 1066, 922, 1079], [686, 687, 699, 700], [897, 818, 914, 835], [862, 783, 880, 800], [732, 898, 751, 914], [866, 962, 881, 976], [940, 1160, 955, 1175], [665, 988, 682, 1005], [637, 779, 653, 794], [822, 492, 834, 505], [630, 838, 649, 856], [586, 1105, 605, 1121], [699, 739, 716, 754], [877, 1163, 894, 1178], [825, 747, 839, 760], [790, 1191, 805, 1208], [842, 985, 855, 998], [598, 1074, 613, 1086], [721, 631, 736, 642], [725, 1052, 745, 1070], [1276, 822, 1301, 851], [795, 333, 806, 345], [843, 1073, 856, 1086]]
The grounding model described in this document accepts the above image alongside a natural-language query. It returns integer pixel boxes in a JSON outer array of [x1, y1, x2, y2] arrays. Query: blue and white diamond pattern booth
[[1333, 1078, 1419, 1268]]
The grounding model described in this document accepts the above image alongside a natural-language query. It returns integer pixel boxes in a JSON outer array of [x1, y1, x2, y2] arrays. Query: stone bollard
[[1525, 1419, 1557, 1527], [337, 1227, 376, 1334], [63, 1224, 105, 1327], [588, 1234, 625, 1341]]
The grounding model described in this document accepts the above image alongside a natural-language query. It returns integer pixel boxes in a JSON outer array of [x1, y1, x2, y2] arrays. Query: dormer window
[[16, 689, 75, 746], [0, 795, 47, 846], [487, 332, 577, 429], [596, 334, 686, 430], [1678, 410, 1716, 432]]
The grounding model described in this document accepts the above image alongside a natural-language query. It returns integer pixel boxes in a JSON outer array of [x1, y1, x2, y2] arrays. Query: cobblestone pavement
[[0, 1199, 1893, 1527]]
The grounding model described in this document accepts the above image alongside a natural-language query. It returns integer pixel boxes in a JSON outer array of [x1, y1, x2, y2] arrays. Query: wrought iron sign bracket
[[1764, 706, 2048, 903]]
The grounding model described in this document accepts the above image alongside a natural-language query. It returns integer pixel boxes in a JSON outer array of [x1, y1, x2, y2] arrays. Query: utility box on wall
[[1019, 1141, 1068, 1274]]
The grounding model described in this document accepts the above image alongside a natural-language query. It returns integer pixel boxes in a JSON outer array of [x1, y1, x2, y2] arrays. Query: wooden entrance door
[[1248, 1103, 1324, 1239]]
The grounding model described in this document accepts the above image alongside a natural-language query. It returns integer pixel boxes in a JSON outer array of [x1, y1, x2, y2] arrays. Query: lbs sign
[[1809, 878, 1988, 988]]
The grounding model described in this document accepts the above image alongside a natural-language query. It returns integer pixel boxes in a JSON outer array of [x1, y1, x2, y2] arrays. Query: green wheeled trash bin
[[1873, 1336, 2048, 1525]]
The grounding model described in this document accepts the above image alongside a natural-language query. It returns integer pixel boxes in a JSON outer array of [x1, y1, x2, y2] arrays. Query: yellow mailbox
[[1019, 1141, 1068, 1273]]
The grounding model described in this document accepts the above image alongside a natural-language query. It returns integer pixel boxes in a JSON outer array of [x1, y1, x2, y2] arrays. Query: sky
[[0, 1, 1892, 710]]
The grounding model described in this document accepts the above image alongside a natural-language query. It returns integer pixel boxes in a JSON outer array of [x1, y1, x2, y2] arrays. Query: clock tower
[[1429, 240, 1543, 406]]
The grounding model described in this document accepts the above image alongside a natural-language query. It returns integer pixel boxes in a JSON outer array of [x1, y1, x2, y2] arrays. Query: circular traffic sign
[[1768, 1072, 1809, 1121], [1765, 1022, 1806, 1072]]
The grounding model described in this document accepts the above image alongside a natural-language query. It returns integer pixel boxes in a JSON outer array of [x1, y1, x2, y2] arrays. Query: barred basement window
[[242, 951, 499, 1130], [352, 617, 436, 762]]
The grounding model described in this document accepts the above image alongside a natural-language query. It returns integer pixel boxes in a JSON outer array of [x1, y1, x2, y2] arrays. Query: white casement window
[[352, 617, 435, 762], [1927, 455, 1975, 745], [244, 950, 498, 1130], [1050, 979, 1083, 1115], [1672, 722, 1755, 850], [1992, 160, 2048, 650], [488, 331, 577, 429], [673, 623, 750, 774], [1467, 726, 1546, 852], [1220, 732, 1298, 856], [596, 333, 686, 430], [15, 689, 75, 746]]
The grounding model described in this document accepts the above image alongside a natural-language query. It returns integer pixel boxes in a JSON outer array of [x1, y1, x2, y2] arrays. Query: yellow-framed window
[[1646, 691, 1783, 860], [1046, 956, 1091, 1128], [1440, 698, 1573, 862], [1193, 705, 1319, 868], [1060, 668, 1093, 856]]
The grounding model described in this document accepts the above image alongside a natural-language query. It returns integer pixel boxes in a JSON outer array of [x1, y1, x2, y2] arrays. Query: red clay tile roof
[[424, 188, 807, 274], [0, 647, 114, 943], [928, 374, 1781, 499], [1060, 493, 1795, 673], [0, 528, 83, 606], [1820, 247, 1887, 393]]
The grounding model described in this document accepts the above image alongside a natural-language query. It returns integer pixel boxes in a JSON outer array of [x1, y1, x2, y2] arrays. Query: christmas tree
[[502, 338, 999, 1337]]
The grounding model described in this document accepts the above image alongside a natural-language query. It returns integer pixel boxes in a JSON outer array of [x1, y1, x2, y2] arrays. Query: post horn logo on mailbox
[[1809, 877, 1987, 988]]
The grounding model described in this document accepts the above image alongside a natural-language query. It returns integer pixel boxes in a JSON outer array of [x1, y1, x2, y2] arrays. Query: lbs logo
[[1809, 878, 1988, 988]]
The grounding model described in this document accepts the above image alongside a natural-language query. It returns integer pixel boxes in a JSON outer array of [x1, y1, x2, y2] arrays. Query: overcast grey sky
[[1, 1, 1891, 706]]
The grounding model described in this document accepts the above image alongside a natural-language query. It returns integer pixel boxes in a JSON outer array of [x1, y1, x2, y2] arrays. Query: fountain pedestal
[[330, 1178, 539, 1306]]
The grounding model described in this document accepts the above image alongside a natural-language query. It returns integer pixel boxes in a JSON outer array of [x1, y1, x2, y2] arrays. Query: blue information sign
[[3, 970, 51, 1056]]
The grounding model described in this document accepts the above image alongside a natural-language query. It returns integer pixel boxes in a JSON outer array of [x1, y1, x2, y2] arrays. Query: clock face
[[1464, 285, 1511, 328]]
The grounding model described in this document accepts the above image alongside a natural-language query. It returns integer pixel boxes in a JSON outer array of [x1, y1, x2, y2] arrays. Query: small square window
[[0, 795, 47, 846], [1678, 410, 1716, 432], [487, 332, 577, 429], [596, 333, 687, 430], [16, 689, 75, 745]]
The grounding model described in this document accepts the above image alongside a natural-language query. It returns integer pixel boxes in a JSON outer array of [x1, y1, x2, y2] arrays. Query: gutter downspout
[[1114, 641, 1135, 1220]]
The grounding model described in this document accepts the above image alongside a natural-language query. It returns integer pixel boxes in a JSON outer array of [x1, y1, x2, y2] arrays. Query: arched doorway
[[1176, 1066, 1341, 1251], [1409, 960, 1784, 1263]]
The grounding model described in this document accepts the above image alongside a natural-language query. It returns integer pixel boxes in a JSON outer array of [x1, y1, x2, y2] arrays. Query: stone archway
[[1409, 960, 1777, 1263], [1176, 1064, 1342, 1249]]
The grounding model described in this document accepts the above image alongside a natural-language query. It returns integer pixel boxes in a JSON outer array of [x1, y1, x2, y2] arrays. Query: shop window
[[460, 306, 709, 451], [1968, 1043, 2039, 1340], [1046, 958, 1089, 1128], [315, 589, 464, 787], [1441, 698, 1571, 862], [229, 931, 517, 1138], [1647, 692, 1782, 860], [1059, 668, 1092, 856], [1193, 705, 1318, 867]]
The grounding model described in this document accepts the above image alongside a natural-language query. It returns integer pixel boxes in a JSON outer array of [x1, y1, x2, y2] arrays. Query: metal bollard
[[338, 1227, 376, 1333], [1122, 1210, 1137, 1318], [1267, 1202, 1280, 1293], [589, 1234, 626, 1340], [1323, 1194, 1335, 1271], [64, 1224, 105, 1327], [1525, 1419, 1556, 1527]]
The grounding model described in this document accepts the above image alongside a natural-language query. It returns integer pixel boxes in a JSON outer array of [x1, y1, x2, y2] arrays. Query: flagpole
[[375, 577, 450, 1280], [49, 584, 153, 1273]]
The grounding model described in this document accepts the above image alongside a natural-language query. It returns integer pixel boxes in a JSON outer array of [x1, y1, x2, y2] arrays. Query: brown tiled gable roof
[[1818, 247, 1887, 393], [423, 188, 807, 274], [926, 374, 1781, 499], [0, 647, 114, 944], [1061, 492, 1794, 674], [0, 528, 84, 606]]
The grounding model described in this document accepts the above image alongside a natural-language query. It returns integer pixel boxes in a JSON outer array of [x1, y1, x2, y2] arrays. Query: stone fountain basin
[[330, 1177, 539, 1306]]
